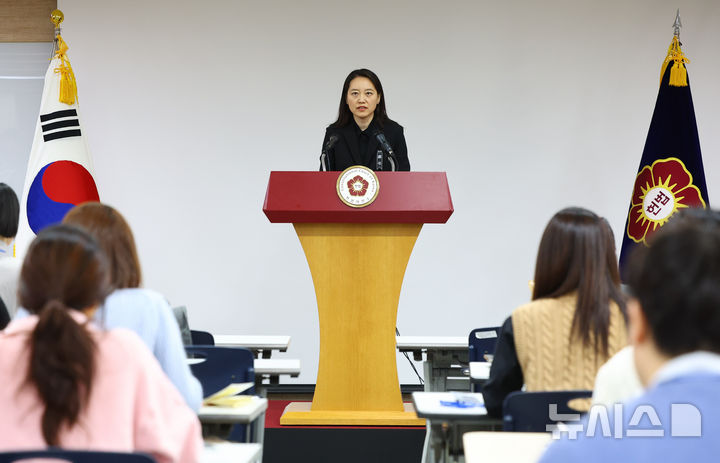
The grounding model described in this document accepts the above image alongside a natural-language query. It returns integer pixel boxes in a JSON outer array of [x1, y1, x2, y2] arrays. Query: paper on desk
[[203, 382, 254, 407], [439, 393, 486, 409]]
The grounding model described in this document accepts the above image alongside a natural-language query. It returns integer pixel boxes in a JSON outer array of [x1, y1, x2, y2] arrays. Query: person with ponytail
[[482, 207, 629, 417], [0, 225, 201, 460]]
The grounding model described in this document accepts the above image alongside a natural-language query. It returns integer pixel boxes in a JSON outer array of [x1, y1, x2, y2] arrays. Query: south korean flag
[[15, 36, 100, 258]]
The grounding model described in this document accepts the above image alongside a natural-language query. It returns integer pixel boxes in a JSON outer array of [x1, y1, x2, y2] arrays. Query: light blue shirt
[[16, 288, 203, 410], [539, 352, 720, 462]]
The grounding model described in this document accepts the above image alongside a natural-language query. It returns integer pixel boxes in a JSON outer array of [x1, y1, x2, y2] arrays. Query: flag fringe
[[53, 34, 78, 104], [661, 36, 689, 87]]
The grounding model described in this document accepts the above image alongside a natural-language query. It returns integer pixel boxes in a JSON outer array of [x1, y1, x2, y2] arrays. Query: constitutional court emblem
[[336, 166, 379, 208]]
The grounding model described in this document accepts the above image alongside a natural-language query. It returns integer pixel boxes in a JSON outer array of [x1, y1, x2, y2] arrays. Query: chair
[[0, 450, 156, 463], [468, 327, 500, 362], [468, 327, 500, 393], [190, 329, 215, 346], [185, 346, 254, 396], [502, 390, 592, 432], [185, 346, 256, 442]]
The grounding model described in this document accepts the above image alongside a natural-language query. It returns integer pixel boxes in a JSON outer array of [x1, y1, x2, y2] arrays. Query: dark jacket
[[320, 118, 410, 171], [482, 317, 524, 418], [0, 296, 9, 330]]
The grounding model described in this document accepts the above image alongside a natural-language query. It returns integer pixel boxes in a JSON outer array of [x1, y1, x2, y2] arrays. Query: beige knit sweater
[[512, 293, 628, 392]]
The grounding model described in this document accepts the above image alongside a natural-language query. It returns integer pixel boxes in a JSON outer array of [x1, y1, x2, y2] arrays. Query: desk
[[187, 357, 301, 395], [254, 358, 301, 396], [202, 442, 262, 463], [198, 396, 268, 450], [214, 335, 291, 359], [396, 336, 469, 392], [468, 361, 491, 392], [463, 432, 551, 463], [255, 358, 301, 382], [468, 362, 490, 381], [412, 392, 502, 463]]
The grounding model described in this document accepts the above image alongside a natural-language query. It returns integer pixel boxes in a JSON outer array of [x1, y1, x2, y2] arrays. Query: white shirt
[[0, 253, 20, 317], [592, 346, 643, 406]]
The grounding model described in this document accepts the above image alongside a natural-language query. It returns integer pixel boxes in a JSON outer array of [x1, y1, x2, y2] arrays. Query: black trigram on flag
[[40, 109, 82, 142]]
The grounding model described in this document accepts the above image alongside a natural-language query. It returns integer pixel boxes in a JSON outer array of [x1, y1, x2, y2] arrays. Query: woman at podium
[[320, 69, 410, 172]]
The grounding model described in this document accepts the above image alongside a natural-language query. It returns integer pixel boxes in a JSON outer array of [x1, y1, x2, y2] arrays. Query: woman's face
[[346, 76, 381, 123]]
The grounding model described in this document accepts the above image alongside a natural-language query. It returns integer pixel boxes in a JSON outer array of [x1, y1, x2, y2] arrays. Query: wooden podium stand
[[263, 171, 453, 426]]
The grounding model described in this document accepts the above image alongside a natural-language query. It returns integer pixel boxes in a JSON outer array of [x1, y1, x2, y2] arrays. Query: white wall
[[11, 0, 720, 383], [0, 43, 51, 196]]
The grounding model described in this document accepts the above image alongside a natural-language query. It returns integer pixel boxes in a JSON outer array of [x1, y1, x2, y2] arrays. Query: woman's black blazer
[[320, 119, 410, 171]]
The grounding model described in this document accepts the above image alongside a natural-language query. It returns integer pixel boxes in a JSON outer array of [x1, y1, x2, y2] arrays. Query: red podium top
[[263, 171, 453, 223]]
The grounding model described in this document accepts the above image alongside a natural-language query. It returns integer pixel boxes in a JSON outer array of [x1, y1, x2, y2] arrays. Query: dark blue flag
[[619, 36, 708, 279]]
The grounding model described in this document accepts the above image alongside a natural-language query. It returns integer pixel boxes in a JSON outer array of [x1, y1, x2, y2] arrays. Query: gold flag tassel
[[53, 34, 78, 104], [660, 36, 689, 87]]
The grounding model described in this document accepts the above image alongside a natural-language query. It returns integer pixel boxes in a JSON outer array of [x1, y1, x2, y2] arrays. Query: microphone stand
[[320, 152, 328, 171], [374, 132, 398, 172]]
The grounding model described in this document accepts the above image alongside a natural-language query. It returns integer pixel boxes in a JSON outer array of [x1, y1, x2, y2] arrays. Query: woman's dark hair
[[63, 202, 142, 289], [330, 68, 388, 128], [17, 224, 112, 446], [532, 207, 626, 356], [0, 183, 20, 238], [628, 208, 720, 356]]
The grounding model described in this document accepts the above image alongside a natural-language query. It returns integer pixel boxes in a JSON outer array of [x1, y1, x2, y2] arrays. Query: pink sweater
[[0, 315, 202, 463]]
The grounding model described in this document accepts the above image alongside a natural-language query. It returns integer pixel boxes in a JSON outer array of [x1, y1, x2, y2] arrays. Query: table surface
[[396, 336, 468, 350], [214, 335, 291, 350], [469, 362, 491, 380], [463, 432, 552, 463], [187, 357, 301, 377], [202, 442, 262, 463], [198, 397, 268, 424], [412, 392, 488, 420], [254, 358, 301, 375]]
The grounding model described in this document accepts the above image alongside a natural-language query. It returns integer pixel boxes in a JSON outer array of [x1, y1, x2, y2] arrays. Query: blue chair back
[[502, 390, 592, 432], [186, 346, 256, 442], [0, 450, 155, 463], [468, 327, 500, 362], [190, 329, 215, 346], [185, 346, 255, 397]]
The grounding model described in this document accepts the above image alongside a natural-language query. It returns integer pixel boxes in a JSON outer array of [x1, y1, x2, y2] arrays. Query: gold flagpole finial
[[49, 9, 78, 105], [50, 9, 64, 28], [50, 10, 64, 56]]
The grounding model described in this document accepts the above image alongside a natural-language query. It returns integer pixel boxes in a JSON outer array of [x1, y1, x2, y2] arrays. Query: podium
[[263, 171, 453, 426]]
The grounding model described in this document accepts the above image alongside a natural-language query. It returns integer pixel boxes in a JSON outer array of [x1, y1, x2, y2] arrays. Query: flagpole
[[50, 9, 64, 58], [618, 12, 708, 279], [673, 10, 681, 39]]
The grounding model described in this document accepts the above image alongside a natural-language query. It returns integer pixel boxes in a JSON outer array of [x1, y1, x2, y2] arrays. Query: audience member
[[591, 345, 643, 407], [0, 224, 201, 461], [0, 183, 20, 326], [483, 207, 628, 417], [63, 202, 203, 409], [0, 297, 8, 330], [540, 207, 720, 461], [16, 202, 202, 409]]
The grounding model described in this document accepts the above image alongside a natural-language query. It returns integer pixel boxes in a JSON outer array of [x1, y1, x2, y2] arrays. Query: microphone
[[374, 132, 397, 171], [320, 134, 339, 171]]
